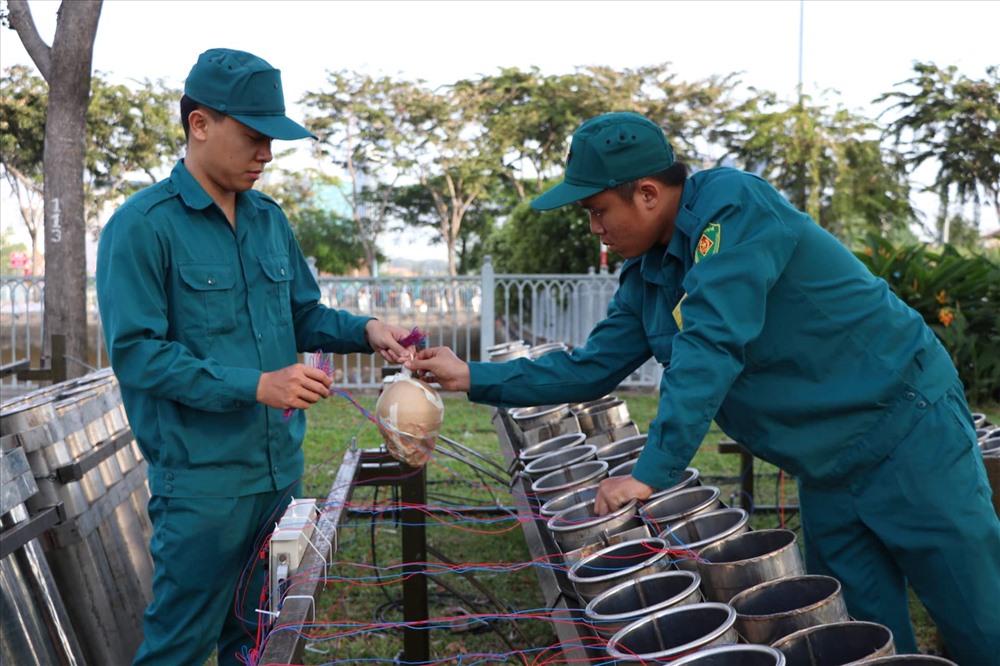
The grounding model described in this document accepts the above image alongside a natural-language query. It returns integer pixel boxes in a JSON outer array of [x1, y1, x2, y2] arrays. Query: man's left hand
[[594, 474, 655, 515], [366, 320, 418, 363]]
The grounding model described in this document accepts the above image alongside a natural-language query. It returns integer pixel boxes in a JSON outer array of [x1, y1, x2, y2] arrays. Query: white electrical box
[[269, 498, 318, 613]]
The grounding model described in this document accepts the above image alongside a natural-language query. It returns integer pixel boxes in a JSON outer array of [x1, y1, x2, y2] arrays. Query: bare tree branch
[[6, 0, 52, 79]]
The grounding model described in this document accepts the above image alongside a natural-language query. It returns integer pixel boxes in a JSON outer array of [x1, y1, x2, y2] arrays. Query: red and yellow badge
[[695, 223, 721, 263]]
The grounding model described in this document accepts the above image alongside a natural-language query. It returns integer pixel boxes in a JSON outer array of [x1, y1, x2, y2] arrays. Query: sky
[[2, 0, 998, 265]]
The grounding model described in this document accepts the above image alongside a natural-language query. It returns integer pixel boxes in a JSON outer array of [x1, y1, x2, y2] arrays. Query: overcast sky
[[2, 0, 998, 261]]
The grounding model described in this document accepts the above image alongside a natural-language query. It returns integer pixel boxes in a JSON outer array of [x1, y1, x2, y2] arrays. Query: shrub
[[854, 236, 1000, 403]]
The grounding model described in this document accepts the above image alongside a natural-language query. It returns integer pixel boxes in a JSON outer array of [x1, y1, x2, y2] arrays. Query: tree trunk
[[938, 188, 950, 245], [9, 0, 103, 378]]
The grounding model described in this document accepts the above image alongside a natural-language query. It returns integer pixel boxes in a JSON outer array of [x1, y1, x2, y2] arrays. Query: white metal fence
[[1, 256, 662, 390]]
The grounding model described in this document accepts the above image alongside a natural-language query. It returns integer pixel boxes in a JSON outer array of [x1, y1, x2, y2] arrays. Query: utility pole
[[793, 0, 808, 215], [798, 0, 805, 102]]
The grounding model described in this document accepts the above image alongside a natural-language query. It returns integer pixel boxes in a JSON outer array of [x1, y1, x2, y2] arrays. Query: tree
[[5, 0, 102, 379], [1, 65, 182, 263], [0, 64, 46, 274], [715, 91, 916, 243], [476, 64, 741, 201], [451, 177, 514, 275], [485, 193, 602, 275], [384, 177, 507, 275], [290, 208, 371, 276], [259, 168, 373, 276], [581, 64, 740, 165], [474, 67, 608, 200], [302, 71, 415, 276], [0, 65, 48, 275], [398, 80, 498, 277], [877, 62, 1000, 243], [84, 73, 183, 236], [826, 137, 919, 247]]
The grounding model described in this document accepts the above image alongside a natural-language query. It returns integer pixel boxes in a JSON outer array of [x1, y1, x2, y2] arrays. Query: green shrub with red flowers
[[854, 236, 1000, 403]]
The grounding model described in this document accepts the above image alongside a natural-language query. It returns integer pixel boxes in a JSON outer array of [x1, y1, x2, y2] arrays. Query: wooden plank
[[400, 465, 429, 662], [0, 358, 30, 378], [257, 447, 361, 664], [0, 505, 60, 559]]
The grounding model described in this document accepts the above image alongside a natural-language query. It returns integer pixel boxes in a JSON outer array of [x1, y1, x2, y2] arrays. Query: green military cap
[[185, 48, 315, 141], [531, 112, 675, 211]]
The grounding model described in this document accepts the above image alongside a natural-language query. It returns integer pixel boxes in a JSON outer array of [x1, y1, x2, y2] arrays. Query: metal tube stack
[[0, 369, 151, 665], [491, 340, 960, 666]]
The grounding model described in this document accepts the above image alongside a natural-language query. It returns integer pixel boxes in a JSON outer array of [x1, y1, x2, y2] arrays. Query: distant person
[[406, 112, 1000, 663], [96, 48, 416, 666]]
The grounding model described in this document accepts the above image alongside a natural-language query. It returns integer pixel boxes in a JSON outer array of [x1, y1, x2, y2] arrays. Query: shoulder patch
[[695, 222, 721, 263]]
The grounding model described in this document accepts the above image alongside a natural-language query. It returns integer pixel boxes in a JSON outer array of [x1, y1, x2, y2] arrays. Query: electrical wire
[[253, 381, 800, 664]]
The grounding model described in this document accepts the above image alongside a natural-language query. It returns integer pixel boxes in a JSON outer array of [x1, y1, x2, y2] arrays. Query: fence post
[[581, 266, 597, 344], [479, 256, 495, 362], [50, 333, 67, 383]]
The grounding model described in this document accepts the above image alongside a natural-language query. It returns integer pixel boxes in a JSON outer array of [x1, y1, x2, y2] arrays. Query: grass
[[278, 390, 999, 664]]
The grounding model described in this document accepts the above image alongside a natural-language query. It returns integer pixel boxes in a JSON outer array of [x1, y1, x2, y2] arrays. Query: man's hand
[[404, 346, 471, 392], [257, 364, 333, 409], [594, 474, 655, 515], [365, 319, 419, 364]]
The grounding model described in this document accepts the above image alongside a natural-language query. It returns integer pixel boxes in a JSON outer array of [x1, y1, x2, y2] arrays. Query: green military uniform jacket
[[97, 160, 372, 498], [470, 167, 957, 490]]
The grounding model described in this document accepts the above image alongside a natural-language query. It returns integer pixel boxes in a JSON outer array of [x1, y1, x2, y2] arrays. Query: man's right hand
[[404, 346, 471, 392], [256, 364, 333, 409]]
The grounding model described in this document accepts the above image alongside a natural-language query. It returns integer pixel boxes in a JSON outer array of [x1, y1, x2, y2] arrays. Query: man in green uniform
[[406, 112, 1000, 663], [97, 48, 416, 666]]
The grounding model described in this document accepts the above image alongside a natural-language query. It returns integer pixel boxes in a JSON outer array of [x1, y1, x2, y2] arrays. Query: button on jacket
[[97, 160, 372, 498], [469, 167, 957, 490]]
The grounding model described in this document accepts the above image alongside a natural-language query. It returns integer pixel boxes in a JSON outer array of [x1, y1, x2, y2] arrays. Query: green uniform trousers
[[132, 485, 297, 666], [799, 381, 1000, 665]]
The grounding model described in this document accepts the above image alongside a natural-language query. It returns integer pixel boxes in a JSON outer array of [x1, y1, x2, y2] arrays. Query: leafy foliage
[[0, 65, 182, 248], [302, 71, 416, 275], [290, 207, 371, 276], [85, 73, 184, 235], [877, 63, 1000, 237], [474, 64, 739, 201], [0, 64, 46, 177], [260, 168, 375, 276], [7, 50, 999, 285], [855, 235, 1000, 402], [385, 177, 511, 274], [484, 194, 604, 275], [0, 64, 48, 271], [714, 92, 917, 244]]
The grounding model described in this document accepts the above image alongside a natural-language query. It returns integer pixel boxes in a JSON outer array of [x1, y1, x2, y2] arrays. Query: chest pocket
[[177, 263, 238, 337], [260, 255, 293, 326]]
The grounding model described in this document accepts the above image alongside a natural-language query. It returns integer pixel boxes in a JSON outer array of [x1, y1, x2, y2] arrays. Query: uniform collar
[[673, 173, 703, 240], [638, 228, 689, 286], [169, 160, 264, 222], [638, 185, 693, 286], [170, 160, 214, 211]]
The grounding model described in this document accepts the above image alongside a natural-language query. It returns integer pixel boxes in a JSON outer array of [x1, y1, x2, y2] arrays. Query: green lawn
[[282, 390, 998, 663]]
